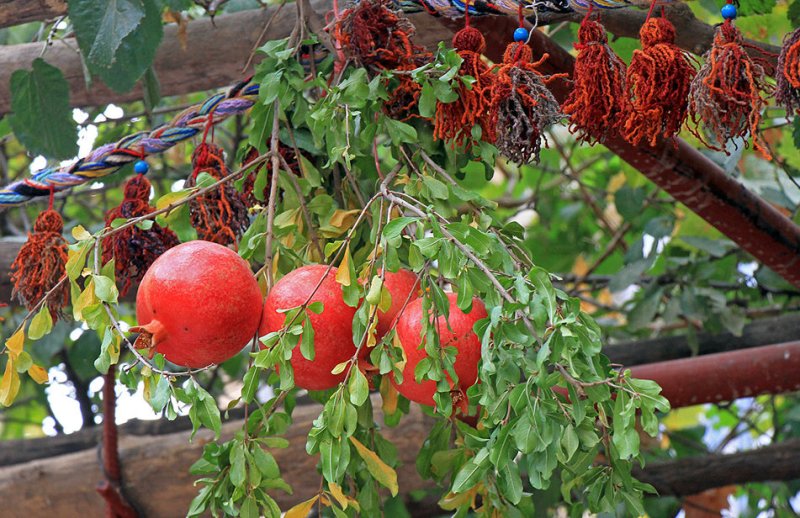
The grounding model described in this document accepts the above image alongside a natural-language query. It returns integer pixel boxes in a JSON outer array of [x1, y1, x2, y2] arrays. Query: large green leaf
[[69, 0, 145, 68], [70, 0, 163, 92], [8, 58, 77, 159]]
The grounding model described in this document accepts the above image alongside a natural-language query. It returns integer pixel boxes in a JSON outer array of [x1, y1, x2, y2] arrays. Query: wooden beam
[[0, 5, 295, 115], [0, 2, 469, 116], [0, 0, 66, 30], [635, 439, 800, 497], [0, 396, 435, 517], [0, 395, 798, 514], [605, 312, 800, 366]]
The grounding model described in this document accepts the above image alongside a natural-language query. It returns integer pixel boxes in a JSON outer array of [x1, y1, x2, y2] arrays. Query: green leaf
[[28, 305, 53, 341], [349, 436, 398, 496], [230, 442, 246, 487], [300, 315, 315, 361], [451, 453, 489, 493], [384, 118, 418, 144], [241, 366, 260, 403], [348, 368, 369, 406], [69, 0, 145, 68], [383, 217, 417, 241], [530, 267, 556, 323], [418, 82, 436, 118], [71, 0, 163, 92], [148, 375, 171, 413], [93, 275, 119, 303], [790, 0, 800, 27], [8, 58, 78, 159]]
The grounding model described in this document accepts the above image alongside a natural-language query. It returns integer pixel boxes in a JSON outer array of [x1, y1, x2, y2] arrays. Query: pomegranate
[[260, 264, 357, 391], [374, 269, 421, 339], [392, 293, 487, 407], [133, 241, 263, 368]]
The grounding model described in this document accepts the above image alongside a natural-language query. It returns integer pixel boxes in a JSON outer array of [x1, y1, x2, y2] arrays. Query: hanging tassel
[[433, 9, 495, 147], [240, 144, 303, 206], [689, 9, 771, 160], [776, 27, 800, 116], [334, 0, 432, 121], [622, 16, 695, 147], [101, 164, 179, 297], [334, 0, 422, 70], [188, 142, 249, 247], [10, 192, 69, 319], [562, 13, 629, 145], [488, 29, 565, 164]]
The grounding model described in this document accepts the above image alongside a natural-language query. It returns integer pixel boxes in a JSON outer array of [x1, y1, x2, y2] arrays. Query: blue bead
[[721, 3, 736, 19], [133, 160, 149, 175], [513, 27, 529, 42]]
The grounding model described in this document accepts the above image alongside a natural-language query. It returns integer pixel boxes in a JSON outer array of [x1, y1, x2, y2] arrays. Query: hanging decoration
[[561, 9, 629, 145], [188, 142, 250, 247], [334, 0, 432, 121], [240, 144, 303, 206], [101, 161, 180, 297], [433, 5, 496, 146], [0, 79, 259, 207], [776, 27, 800, 116], [688, 2, 771, 160], [488, 12, 565, 164], [9, 190, 69, 319], [622, 14, 695, 147]]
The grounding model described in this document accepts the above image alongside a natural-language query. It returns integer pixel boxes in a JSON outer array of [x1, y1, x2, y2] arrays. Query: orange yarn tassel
[[334, 0, 431, 120], [433, 26, 495, 147], [488, 42, 565, 164], [188, 143, 249, 247], [101, 175, 179, 297], [623, 17, 695, 147], [689, 22, 771, 160], [240, 144, 302, 206], [10, 210, 69, 319], [334, 0, 421, 70], [562, 17, 629, 145], [777, 27, 800, 116]]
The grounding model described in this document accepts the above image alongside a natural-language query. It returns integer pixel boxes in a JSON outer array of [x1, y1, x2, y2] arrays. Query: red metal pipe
[[628, 341, 800, 408], [464, 16, 800, 289]]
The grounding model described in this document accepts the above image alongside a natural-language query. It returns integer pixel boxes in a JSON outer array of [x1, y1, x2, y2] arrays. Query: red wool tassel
[[334, 0, 422, 70], [434, 26, 495, 147], [622, 17, 695, 147], [689, 21, 771, 160], [488, 42, 565, 164], [101, 175, 179, 297], [240, 144, 302, 206], [562, 17, 629, 145], [188, 143, 249, 247], [10, 209, 69, 319], [776, 27, 800, 116], [334, 0, 432, 121]]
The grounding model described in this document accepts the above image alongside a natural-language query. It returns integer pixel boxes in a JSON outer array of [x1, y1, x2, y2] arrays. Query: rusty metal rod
[[629, 341, 800, 408]]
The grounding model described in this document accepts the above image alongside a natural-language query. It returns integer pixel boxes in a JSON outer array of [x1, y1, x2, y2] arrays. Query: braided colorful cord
[[0, 80, 259, 207]]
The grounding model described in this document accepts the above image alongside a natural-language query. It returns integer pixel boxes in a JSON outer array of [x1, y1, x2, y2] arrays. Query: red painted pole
[[628, 341, 800, 408]]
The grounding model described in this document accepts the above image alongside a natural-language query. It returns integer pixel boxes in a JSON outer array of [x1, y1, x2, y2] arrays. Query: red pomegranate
[[260, 264, 358, 391], [391, 293, 487, 407], [375, 269, 421, 339], [133, 241, 263, 368]]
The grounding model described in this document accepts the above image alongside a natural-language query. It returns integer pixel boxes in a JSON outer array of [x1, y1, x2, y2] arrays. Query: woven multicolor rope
[[0, 79, 259, 207]]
